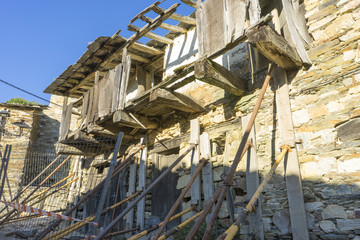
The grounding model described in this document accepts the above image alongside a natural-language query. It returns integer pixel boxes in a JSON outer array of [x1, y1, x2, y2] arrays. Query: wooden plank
[[194, 57, 246, 96], [249, 0, 261, 25], [90, 71, 100, 123], [136, 64, 147, 96], [128, 25, 174, 45], [125, 159, 137, 233], [112, 63, 123, 113], [292, 0, 312, 44], [59, 98, 72, 141], [98, 70, 114, 118], [159, 22, 188, 33], [273, 67, 309, 240], [224, 0, 248, 43], [136, 136, 147, 229], [113, 110, 158, 129], [118, 49, 131, 110], [242, 115, 264, 240], [246, 25, 303, 70], [200, 133, 214, 224], [223, 132, 235, 222], [190, 118, 201, 207], [281, 0, 311, 66], [196, 0, 205, 57], [149, 88, 204, 113], [131, 42, 164, 55]]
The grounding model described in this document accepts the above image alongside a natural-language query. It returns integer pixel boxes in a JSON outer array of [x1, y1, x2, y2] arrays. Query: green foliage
[[6, 97, 38, 106]]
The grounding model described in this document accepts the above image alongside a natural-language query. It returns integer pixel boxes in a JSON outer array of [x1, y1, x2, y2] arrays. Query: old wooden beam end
[[194, 58, 246, 96], [246, 25, 303, 70]]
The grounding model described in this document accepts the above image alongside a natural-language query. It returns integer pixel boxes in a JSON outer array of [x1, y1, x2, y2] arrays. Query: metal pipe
[[186, 63, 276, 240], [37, 145, 144, 239], [218, 145, 291, 240], [95, 144, 195, 240], [152, 158, 208, 240], [0, 155, 72, 225]]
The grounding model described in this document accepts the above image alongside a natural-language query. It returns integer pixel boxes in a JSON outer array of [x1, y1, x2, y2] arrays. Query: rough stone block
[[306, 202, 324, 212], [322, 205, 347, 219], [272, 210, 291, 235], [337, 219, 360, 231], [320, 220, 337, 233], [337, 118, 360, 142]]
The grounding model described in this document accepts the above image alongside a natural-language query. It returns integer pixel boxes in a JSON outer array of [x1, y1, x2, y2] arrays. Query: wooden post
[[136, 136, 147, 230], [190, 118, 201, 207], [136, 64, 147, 96], [242, 115, 264, 240], [223, 132, 235, 222], [200, 133, 214, 224], [119, 48, 131, 110], [272, 9, 309, 240], [125, 158, 137, 235]]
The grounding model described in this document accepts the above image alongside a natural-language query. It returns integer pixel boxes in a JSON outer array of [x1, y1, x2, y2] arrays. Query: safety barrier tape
[[1, 201, 98, 226]]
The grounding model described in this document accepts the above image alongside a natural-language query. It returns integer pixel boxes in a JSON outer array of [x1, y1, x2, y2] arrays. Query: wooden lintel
[[181, 0, 196, 8], [149, 88, 204, 113], [194, 58, 246, 96], [113, 110, 158, 129], [246, 25, 302, 70]]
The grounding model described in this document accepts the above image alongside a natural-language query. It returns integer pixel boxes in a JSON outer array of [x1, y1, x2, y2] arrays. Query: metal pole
[[152, 158, 208, 240], [36, 145, 144, 239], [186, 63, 276, 240], [93, 132, 123, 231], [218, 145, 291, 240], [95, 144, 195, 240]]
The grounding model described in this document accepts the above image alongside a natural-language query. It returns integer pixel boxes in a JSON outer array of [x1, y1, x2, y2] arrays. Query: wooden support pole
[[200, 133, 214, 224], [152, 158, 208, 240], [242, 115, 264, 240], [190, 118, 201, 207], [37, 145, 144, 239], [94, 133, 123, 230], [217, 146, 291, 240], [274, 67, 309, 240], [125, 160, 137, 234], [95, 145, 195, 240], [136, 136, 147, 229], [186, 64, 275, 240], [223, 132, 235, 222]]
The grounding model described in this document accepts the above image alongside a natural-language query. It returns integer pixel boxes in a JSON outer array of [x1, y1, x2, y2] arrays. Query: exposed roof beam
[[131, 41, 164, 55], [159, 22, 188, 33], [155, 7, 196, 25], [128, 24, 174, 44]]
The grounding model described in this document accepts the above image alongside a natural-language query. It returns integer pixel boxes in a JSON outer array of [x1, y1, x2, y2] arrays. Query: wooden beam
[[274, 67, 309, 240], [149, 88, 204, 113], [136, 136, 147, 230], [128, 24, 174, 45], [125, 161, 137, 235], [118, 49, 131, 110], [168, 12, 196, 25], [136, 64, 147, 96], [159, 22, 188, 33], [194, 57, 246, 96], [181, 0, 196, 8], [113, 110, 158, 129], [190, 118, 201, 207], [131, 42, 164, 55], [246, 25, 302, 70]]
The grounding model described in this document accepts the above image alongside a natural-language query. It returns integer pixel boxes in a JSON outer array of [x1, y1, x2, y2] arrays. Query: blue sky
[[0, 0, 193, 105]]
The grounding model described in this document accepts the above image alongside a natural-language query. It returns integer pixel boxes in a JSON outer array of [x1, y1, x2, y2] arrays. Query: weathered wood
[[181, 0, 196, 8], [292, 0, 312, 44], [200, 133, 214, 224], [118, 50, 131, 110], [167, 12, 196, 25], [246, 25, 303, 70], [159, 22, 188, 33], [190, 118, 201, 207], [125, 160, 137, 233], [196, 0, 205, 56], [136, 64, 147, 96], [223, 132, 235, 222], [249, 0, 261, 25], [281, 0, 311, 67], [98, 70, 114, 118], [90, 71, 100, 123], [136, 136, 147, 229], [128, 25, 174, 45], [113, 110, 158, 129], [242, 115, 264, 240], [273, 67, 309, 240], [224, 0, 248, 44], [112, 64, 123, 113], [131, 42, 164, 56], [149, 88, 204, 113], [194, 58, 246, 96], [59, 98, 72, 141]]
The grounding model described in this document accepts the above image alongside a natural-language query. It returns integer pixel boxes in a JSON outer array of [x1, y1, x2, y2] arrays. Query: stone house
[[42, 0, 360, 239]]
